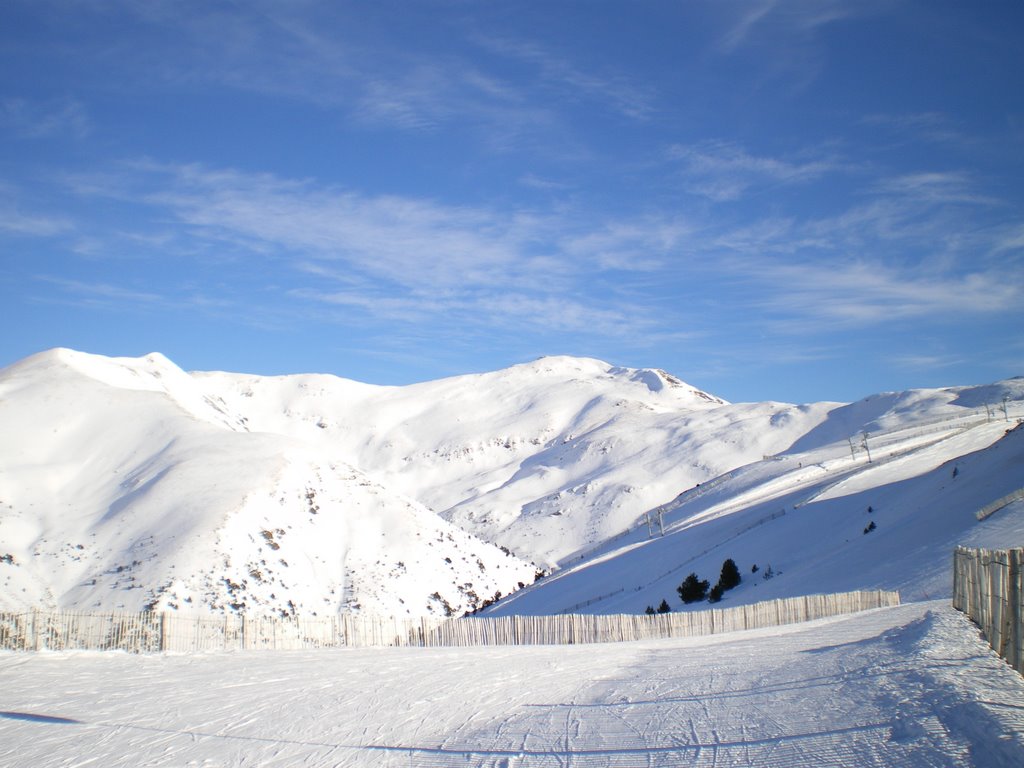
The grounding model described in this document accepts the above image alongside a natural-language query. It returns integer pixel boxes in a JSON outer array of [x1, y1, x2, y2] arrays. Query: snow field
[[492, 418, 1024, 617], [1, 601, 1022, 767]]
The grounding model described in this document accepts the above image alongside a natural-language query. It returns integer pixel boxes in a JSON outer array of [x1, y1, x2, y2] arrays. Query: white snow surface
[[1, 601, 1022, 767], [0, 349, 536, 618], [1, 347, 1023, 619], [491, 410, 1024, 617]]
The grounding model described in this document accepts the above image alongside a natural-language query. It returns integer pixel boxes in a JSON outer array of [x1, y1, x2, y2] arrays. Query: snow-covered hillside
[[0, 349, 535, 617], [490, 393, 1024, 617], [1, 347, 1022, 618], [194, 355, 767, 567]]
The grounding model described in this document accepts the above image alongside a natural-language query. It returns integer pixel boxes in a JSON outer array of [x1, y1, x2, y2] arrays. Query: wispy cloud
[[84, 161, 699, 289], [137, 164, 524, 290], [711, 0, 889, 94], [717, 0, 866, 54], [474, 36, 656, 120], [991, 225, 1024, 256], [718, 0, 778, 54], [36, 276, 164, 307], [0, 202, 74, 237], [670, 141, 841, 201], [351, 61, 555, 148], [739, 258, 1020, 330], [0, 98, 90, 139], [888, 353, 963, 370], [562, 219, 691, 271], [38, 145, 1024, 361], [860, 112, 966, 145], [870, 172, 996, 205], [55, 161, 688, 344]]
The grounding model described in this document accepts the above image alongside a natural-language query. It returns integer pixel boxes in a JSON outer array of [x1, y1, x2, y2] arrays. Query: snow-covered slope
[[4, 602, 1023, 767], [0, 349, 535, 616], [196, 356, 837, 566], [1, 347, 1021, 618], [489, 388, 1024, 617]]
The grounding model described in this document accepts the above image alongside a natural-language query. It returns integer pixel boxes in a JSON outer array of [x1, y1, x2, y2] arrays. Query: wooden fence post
[[952, 546, 1024, 677], [1, 589, 902, 653], [1009, 548, 1022, 673]]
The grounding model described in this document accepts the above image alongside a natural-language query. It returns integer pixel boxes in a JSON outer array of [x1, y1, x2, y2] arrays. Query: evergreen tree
[[707, 583, 724, 603], [645, 605, 656, 615], [718, 558, 741, 591], [657, 599, 671, 614], [677, 572, 710, 604]]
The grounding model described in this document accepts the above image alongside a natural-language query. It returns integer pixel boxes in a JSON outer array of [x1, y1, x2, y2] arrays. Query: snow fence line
[[953, 546, 1024, 675], [975, 487, 1024, 521], [0, 590, 900, 653]]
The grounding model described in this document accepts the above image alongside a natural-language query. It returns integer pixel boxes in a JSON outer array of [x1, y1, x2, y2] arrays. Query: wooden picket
[[0, 589, 899, 654], [953, 546, 1023, 675]]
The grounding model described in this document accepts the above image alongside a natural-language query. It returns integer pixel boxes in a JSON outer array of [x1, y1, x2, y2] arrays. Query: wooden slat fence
[[0, 589, 899, 654], [953, 546, 1023, 675], [975, 488, 1024, 522]]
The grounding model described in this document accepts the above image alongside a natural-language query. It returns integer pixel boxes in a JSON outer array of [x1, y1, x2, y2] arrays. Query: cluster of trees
[[678, 558, 741, 604], [645, 558, 743, 614]]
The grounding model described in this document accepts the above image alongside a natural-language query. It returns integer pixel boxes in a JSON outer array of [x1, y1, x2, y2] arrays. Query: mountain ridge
[[1, 348, 1021, 618]]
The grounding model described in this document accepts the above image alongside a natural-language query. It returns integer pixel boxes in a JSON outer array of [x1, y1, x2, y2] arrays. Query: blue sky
[[2, 0, 1022, 404]]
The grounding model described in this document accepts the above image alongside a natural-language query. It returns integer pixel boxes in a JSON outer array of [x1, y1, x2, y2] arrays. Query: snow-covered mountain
[[491, 389, 1024, 617], [195, 355, 837, 567], [1, 347, 1022, 618], [0, 349, 536, 617]]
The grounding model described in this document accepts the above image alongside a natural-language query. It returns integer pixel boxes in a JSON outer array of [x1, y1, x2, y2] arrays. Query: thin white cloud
[[15, 1, 553, 147], [518, 173, 572, 191], [36, 276, 164, 306], [888, 353, 963, 370], [292, 286, 654, 341], [718, 0, 778, 54], [55, 161, 688, 343], [48, 155, 1024, 351], [860, 112, 965, 145], [124, 165, 513, 289], [88, 162, 688, 291], [0, 98, 90, 139], [745, 259, 1020, 329], [670, 141, 841, 201], [475, 36, 656, 120], [870, 172, 996, 205], [562, 219, 691, 271], [291, 288, 449, 326], [0, 207, 73, 237], [711, 0, 889, 94], [352, 61, 553, 145], [717, 0, 865, 54], [991, 225, 1024, 255]]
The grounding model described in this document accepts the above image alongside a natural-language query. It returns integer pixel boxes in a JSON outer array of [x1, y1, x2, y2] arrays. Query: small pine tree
[[718, 558, 741, 591], [707, 583, 724, 603], [645, 605, 656, 615], [864, 521, 876, 534], [657, 599, 671, 614], [677, 572, 710, 604]]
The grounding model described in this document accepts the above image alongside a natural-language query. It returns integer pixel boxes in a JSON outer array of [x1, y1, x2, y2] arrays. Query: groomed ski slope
[[490, 417, 1024, 617], [1, 601, 1022, 767]]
